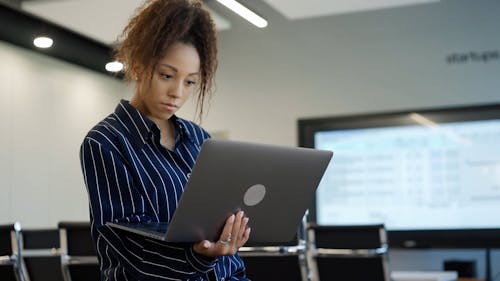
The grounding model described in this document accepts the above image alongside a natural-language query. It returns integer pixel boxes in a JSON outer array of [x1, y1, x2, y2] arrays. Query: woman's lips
[[161, 102, 178, 110]]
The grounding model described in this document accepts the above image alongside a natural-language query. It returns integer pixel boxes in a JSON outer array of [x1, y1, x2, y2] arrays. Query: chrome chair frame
[[58, 222, 99, 281], [21, 228, 64, 281], [0, 222, 27, 281], [307, 224, 390, 281]]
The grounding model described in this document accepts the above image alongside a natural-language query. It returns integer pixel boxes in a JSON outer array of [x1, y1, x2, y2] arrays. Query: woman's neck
[[157, 119, 176, 150], [129, 97, 176, 150]]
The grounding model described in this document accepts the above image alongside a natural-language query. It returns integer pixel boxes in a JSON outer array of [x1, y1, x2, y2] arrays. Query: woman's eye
[[186, 80, 197, 86], [161, 73, 173, 79]]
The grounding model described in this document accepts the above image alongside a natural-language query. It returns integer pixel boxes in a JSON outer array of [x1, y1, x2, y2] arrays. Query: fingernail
[[244, 217, 249, 224], [239, 211, 244, 217], [204, 241, 210, 248], [229, 214, 235, 222]]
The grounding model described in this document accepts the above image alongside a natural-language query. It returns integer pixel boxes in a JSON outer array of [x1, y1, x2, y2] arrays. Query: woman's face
[[134, 42, 200, 124]]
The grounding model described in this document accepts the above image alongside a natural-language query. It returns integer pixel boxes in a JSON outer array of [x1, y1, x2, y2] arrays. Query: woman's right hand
[[192, 211, 251, 257]]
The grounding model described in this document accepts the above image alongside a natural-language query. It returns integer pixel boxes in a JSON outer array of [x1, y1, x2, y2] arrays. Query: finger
[[217, 214, 235, 246], [193, 240, 215, 255], [230, 211, 244, 247], [238, 217, 249, 241], [200, 240, 211, 249], [238, 227, 251, 247]]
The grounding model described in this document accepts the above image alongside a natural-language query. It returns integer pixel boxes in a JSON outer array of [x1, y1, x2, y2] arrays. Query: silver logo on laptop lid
[[243, 184, 266, 206]]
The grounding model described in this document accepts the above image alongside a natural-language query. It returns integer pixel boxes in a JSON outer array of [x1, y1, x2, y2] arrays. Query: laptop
[[107, 139, 333, 244]]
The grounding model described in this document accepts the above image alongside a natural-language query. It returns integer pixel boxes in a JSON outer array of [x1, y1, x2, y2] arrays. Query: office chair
[[240, 244, 306, 281], [22, 228, 64, 281], [239, 215, 310, 281], [0, 222, 26, 281], [307, 224, 390, 281], [58, 222, 99, 281]]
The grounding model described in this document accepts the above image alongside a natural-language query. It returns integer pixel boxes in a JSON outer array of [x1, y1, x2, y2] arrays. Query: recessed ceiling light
[[105, 61, 123, 72], [33, 36, 53, 48], [216, 0, 268, 28]]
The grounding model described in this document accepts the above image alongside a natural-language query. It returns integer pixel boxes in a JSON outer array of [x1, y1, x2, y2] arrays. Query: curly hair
[[115, 0, 218, 121]]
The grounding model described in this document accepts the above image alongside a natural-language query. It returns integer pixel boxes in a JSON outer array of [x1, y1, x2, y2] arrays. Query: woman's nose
[[168, 82, 183, 97]]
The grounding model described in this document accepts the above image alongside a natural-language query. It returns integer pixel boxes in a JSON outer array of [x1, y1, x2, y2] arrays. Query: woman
[[79, 0, 250, 280]]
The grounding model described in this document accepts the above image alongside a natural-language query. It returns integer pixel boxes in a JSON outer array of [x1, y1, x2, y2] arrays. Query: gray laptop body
[[108, 139, 333, 244]]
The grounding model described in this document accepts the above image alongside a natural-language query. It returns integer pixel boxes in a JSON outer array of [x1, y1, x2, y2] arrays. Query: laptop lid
[[164, 139, 333, 244]]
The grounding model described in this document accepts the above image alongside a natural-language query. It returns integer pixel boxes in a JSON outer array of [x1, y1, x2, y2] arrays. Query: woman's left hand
[[192, 210, 251, 257]]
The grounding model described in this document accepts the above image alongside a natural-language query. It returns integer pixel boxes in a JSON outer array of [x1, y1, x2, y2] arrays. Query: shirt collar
[[114, 100, 195, 148], [170, 115, 196, 143], [114, 100, 155, 148]]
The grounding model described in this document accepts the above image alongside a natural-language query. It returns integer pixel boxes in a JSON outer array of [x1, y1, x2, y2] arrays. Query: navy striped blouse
[[80, 100, 247, 281]]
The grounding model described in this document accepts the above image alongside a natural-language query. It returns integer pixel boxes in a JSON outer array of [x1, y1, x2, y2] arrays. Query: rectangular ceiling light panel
[[262, 0, 440, 20]]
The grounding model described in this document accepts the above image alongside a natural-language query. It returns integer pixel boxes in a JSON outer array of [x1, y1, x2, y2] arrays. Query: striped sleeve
[[214, 255, 247, 281], [80, 137, 217, 280]]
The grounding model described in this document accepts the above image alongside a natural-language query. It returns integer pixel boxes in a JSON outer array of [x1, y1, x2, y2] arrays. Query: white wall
[[0, 41, 133, 227], [193, 0, 500, 147]]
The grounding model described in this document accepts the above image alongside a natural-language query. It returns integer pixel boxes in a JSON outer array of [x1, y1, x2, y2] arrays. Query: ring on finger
[[218, 233, 232, 245]]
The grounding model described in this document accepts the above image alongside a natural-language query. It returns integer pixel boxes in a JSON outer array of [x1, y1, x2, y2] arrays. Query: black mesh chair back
[[58, 222, 99, 281], [0, 223, 26, 281], [242, 253, 304, 281], [308, 224, 390, 281], [22, 229, 64, 281], [58, 222, 96, 256], [313, 225, 386, 249], [0, 225, 13, 256], [23, 229, 59, 250]]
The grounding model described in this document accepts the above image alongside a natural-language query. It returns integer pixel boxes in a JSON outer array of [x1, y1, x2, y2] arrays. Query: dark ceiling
[[0, 1, 121, 78]]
